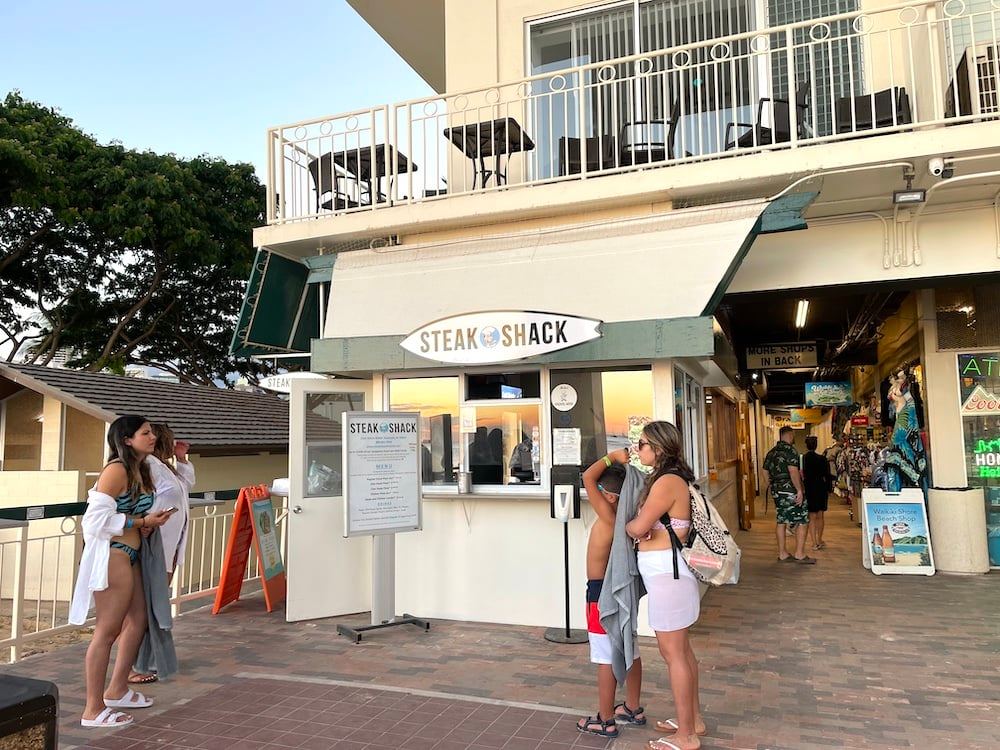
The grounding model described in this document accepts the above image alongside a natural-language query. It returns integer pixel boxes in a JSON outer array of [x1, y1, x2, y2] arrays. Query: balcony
[[265, 0, 999, 229]]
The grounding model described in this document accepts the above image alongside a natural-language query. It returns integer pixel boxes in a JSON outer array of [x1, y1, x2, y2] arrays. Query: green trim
[[304, 255, 336, 284], [699, 191, 818, 317], [311, 316, 715, 373]]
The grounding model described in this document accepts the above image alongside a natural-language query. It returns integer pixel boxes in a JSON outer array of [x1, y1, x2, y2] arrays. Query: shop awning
[[236, 194, 815, 368], [230, 249, 331, 357]]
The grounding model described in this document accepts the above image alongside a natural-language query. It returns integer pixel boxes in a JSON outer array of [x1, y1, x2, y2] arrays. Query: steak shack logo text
[[400, 311, 602, 364], [349, 421, 418, 434]]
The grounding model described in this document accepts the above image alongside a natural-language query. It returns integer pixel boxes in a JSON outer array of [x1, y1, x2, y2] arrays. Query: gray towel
[[134, 528, 178, 679], [598, 464, 647, 685]]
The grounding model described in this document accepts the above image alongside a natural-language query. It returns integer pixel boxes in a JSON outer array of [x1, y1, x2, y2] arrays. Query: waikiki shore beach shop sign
[[401, 311, 603, 364]]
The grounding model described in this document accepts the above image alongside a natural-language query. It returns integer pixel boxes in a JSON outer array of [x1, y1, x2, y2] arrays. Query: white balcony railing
[[266, 0, 999, 225], [0, 496, 288, 663]]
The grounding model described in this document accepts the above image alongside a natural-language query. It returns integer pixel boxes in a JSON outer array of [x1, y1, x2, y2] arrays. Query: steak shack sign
[[400, 311, 602, 365]]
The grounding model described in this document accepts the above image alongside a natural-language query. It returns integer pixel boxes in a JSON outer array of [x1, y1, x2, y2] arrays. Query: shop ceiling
[[721, 273, 1000, 406]]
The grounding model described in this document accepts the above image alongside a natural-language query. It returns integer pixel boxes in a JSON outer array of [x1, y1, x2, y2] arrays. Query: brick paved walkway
[[2, 498, 998, 749]]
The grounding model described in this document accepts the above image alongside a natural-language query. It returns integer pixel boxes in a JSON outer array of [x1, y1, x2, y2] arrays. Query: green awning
[[700, 191, 818, 316], [230, 249, 325, 357]]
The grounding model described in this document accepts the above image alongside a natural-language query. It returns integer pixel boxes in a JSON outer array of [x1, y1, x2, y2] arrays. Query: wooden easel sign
[[212, 485, 287, 614]]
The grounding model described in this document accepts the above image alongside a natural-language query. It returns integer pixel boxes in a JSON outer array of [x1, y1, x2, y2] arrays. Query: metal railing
[[0, 495, 288, 663], [266, 0, 999, 225]]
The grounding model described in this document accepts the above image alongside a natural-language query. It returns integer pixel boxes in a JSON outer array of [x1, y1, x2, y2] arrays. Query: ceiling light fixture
[[795, 299, 809, 329]]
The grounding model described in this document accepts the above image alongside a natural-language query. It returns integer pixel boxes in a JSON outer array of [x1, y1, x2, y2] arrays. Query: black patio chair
[[725, 80, 811, 150], [834, 87, 912, 133], [557, 135, 618, 176], [307, 152, 365, 212]]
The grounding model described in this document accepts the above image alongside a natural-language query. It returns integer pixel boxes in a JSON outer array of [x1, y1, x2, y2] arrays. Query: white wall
[[732, 205, 1000, 295]]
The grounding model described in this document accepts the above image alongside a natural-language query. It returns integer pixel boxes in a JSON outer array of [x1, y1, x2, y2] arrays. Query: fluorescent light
[[893, 189, 926, 205], [795, 299, 809, 329]]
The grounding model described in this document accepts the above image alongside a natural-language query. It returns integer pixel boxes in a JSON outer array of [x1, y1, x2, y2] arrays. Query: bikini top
[[116, 489, 155, 516]]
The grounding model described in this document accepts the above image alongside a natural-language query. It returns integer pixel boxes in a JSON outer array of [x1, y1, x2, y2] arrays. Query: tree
[[0, 92, 271, 385]]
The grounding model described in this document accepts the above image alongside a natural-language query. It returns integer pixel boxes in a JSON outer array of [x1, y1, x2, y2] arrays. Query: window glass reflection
[[465, 404, 542, 486], [389, 377, 459, 485], [304, 392, 364, 497]]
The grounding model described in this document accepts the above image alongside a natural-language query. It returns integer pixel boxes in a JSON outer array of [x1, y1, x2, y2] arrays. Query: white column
[[917, 289, 966, 487], [652, 359, 676, 421]]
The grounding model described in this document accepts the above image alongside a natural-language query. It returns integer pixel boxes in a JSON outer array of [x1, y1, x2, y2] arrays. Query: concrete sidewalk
[[2, 498, 998, 749]]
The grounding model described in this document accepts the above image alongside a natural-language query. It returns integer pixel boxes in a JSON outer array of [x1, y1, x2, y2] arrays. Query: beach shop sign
[[401, 311, 602, 364]]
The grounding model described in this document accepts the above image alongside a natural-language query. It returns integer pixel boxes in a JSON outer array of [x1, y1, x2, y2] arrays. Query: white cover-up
[[69, 490, 126, 625], [147, 456, 195, 572]]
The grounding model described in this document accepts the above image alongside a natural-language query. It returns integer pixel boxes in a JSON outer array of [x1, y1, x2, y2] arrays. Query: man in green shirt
[[762, 426, 815, 564]]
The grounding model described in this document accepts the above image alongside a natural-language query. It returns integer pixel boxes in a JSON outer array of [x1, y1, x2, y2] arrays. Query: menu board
[[343, 412, 422, 537], [250, 498, 285, 580]]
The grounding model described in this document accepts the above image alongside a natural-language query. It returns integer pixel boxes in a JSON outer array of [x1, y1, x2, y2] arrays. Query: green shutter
[[230, 249, 324, 357]]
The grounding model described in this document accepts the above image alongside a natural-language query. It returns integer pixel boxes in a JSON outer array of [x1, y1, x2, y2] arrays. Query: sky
[[0, 0, 434, 180]]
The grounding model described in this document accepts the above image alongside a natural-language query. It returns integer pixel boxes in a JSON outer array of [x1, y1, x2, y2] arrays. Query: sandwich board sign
[[213, 485, 287, 613], [860, 488, 935, 575]]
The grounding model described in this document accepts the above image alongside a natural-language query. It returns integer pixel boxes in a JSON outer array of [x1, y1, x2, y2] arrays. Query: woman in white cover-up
[[71, 415, 173, 729], [126, 422, 195, 685]]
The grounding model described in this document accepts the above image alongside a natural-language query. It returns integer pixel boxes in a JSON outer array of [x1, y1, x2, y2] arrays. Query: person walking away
[[802, 435, 832, 550], [762, 426, 815, 564], [625, 421, 704, 750], [127, 423, 195, 684], [69, 415, 173, 728], [576, 453, 644, 738]]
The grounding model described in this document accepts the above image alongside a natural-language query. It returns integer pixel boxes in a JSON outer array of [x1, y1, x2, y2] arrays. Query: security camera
[[928, 157, 946, 177]]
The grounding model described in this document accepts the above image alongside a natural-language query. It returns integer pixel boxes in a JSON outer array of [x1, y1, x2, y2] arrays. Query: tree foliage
[[0, 92, 271, 385]]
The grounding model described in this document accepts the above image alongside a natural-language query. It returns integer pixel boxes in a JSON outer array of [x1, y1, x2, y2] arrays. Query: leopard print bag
[[679, 484, 741, 586]]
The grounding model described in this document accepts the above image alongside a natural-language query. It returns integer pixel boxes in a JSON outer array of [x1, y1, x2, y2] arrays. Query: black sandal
[[577, 713, 619, 737], [614, 702, 647, 725]]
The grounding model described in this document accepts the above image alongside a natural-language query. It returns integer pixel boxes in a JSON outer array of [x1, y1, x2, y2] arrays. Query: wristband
[[602, 455, 612, 468], [125, 517, 133, 529]]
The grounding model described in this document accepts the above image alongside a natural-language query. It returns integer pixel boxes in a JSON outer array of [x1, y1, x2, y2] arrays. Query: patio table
[[444, 117, 535, 189]]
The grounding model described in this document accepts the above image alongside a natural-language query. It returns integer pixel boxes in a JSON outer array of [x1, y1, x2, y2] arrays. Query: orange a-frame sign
[[212, 484, 287, 614]]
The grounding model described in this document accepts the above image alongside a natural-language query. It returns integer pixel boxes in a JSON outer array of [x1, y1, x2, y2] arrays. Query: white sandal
[[81, 707, 133, 728], [648, 739, 682, 750], [104, 688, 153, 708]]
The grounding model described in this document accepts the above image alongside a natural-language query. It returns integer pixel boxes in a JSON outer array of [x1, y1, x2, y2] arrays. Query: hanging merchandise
[[870, 363, 929, 495]]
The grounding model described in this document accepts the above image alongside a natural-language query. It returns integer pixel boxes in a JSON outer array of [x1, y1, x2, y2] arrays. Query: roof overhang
[[346, 0, 446, 93]]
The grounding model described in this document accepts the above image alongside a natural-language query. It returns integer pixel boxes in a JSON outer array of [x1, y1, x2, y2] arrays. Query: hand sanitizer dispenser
[[550, 465, 581, 521]]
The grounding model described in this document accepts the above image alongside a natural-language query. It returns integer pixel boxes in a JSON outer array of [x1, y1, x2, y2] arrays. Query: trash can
[[0, 675, 58, 749], [927, 486, 990, 574]]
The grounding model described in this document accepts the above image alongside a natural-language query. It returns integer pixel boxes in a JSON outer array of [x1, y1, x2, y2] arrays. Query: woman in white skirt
[[626, 421, 704, 750]]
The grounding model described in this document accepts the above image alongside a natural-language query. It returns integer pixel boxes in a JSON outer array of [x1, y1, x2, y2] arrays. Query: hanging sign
[[746, 342, 817, 370], [805, 381, 852, 407], [343, 412, 422, 537], [860, 488, 935, 575], [400, 311, 602, 364], [790, 408, 822, 424], [258, 372, 326, 394], [851, 415, 870, 426], [213, 485, 287, 614]]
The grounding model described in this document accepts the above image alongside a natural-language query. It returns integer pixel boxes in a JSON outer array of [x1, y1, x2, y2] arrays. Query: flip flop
[[81, 707, 133, 728], [648, 739, 683, 750], [128, 672, 158, 684], [654, 718, 707, 736], [794, 556, 817, 564], [104, 688, 153, 708]]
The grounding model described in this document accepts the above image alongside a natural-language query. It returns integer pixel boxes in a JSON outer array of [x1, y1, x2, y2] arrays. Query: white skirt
[[638, 548, 700, 633]]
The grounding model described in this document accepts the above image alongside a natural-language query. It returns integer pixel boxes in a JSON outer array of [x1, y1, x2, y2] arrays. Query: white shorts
[[638, 549, 700, 633]]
